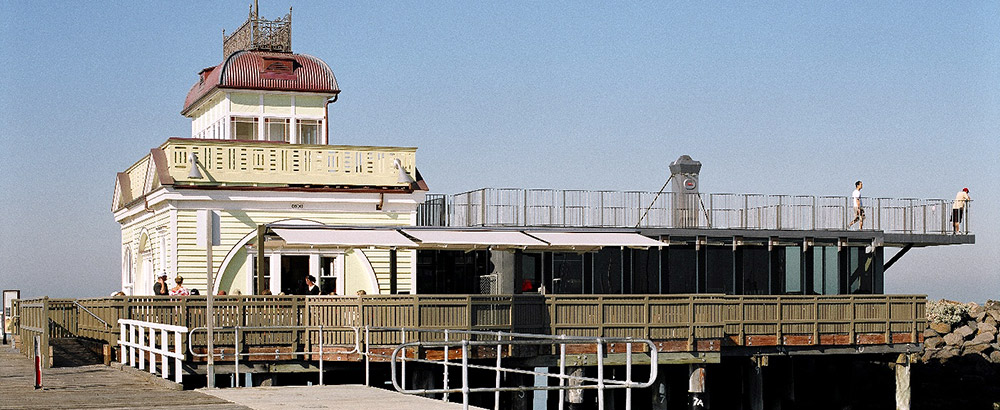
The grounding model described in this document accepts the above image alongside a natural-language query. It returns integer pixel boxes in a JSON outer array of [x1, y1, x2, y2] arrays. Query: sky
[[0, 1, 997, 302]]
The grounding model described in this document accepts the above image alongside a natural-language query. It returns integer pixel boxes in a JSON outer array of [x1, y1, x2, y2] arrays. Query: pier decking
[[0, 344, 247, 410]]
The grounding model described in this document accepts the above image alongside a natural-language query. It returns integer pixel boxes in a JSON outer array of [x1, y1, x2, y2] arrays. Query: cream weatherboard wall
[[119, 207, 173, 295], [173, 209, 415, 295]]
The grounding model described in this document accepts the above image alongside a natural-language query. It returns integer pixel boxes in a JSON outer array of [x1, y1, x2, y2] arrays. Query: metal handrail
[[367, 326, 658, 410], [187, 324, 362, 387], [73, 301, 110, 329]]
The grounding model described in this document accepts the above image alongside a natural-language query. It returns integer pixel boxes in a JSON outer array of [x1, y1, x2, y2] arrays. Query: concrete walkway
[[0, 344, 247, 410], [200, 384, 479, 410]]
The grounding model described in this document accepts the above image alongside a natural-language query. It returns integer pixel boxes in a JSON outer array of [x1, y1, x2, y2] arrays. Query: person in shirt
[[169, 276, 190, 296], [153, 273, 169, 296], [952, 188, 971, 233], [847, 180, 865, 230], [302, 275, 320, 295]]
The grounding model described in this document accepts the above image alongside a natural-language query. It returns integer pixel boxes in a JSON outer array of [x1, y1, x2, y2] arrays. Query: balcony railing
[[418, 188, 971, 235]]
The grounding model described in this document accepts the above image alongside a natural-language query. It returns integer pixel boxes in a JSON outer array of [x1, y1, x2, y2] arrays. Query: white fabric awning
[[272, 228, 417, 248], [402, 229, 548, 248], [524, 232, 664, 248]]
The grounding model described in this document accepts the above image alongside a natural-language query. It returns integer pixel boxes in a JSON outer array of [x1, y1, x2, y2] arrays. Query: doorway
[[280, 255, 310, 295]]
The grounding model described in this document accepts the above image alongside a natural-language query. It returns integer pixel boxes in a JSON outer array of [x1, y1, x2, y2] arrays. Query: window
[[783, 246, 802, 294], [231, 117, 258, 140], [298, 119, 321, 144], [266, 118, 289, 142], [123, 247, 133, 287], [320, 256, 338, 295], [251, 255, 270, 294]]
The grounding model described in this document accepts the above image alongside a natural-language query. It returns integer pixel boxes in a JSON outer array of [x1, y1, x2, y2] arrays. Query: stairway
[[50, 337, 105, 367]]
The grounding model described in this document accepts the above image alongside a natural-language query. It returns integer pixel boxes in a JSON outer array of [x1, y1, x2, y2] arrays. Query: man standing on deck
[[848, 181, 865, 230], [952, 187, 971, 233]]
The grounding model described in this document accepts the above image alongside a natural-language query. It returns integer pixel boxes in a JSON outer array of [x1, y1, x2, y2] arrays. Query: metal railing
[[382, 327, 658, 410], [119, 319, 188, 383], [187, 324, 362, 387], [419, 188, 971, 234]]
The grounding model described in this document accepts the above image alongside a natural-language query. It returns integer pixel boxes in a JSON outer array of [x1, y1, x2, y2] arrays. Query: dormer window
[[262, 58, 297, 80]]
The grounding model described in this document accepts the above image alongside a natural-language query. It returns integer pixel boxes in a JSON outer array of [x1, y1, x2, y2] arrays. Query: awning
[[272, 228, 417, 248], [524, 232, 664, 248], [402, 229, 548, 248]]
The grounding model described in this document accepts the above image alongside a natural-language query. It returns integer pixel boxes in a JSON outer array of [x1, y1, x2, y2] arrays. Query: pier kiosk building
[[112, 7, 427, 297], [12, 5, 977, 410]]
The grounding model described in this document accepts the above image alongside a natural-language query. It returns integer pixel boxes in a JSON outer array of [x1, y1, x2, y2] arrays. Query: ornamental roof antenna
[[223, 2, 293, 58]]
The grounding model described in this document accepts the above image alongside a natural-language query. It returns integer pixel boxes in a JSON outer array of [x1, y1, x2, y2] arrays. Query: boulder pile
[[921, 300, 1000, 363]]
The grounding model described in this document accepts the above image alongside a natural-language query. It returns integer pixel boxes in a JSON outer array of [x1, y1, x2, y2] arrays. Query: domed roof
[[182, 50, 340, 115]]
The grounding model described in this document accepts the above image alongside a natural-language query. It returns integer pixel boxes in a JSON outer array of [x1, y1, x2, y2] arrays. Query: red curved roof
[[182, 51, 340, 115]]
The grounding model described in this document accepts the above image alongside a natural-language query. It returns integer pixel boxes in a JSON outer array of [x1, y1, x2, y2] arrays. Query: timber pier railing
[[12, 294, 925, 368]]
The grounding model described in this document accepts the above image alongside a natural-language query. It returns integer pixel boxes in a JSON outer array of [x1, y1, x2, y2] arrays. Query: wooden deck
[[0, 344, 247, 410]]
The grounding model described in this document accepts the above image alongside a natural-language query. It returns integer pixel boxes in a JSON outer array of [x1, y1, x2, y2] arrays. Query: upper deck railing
[[418, 188, 971, 235], [115, 138, 418, 211]]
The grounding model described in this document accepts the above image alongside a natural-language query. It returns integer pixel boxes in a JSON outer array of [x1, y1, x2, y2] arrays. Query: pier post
[[688, 364, 707, 409], [566, 366, 585, 409], [650, 364, 668, 410], [894, 354, 911, 410], [748, 358, 763, 410]]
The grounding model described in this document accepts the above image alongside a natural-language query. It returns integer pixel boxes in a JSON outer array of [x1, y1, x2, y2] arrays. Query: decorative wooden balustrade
[[114, 139, 418, 210], [12, 294, 925, 367]]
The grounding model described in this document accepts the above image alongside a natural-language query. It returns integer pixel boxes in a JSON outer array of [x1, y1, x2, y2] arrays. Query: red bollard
[[34, 335, 41, 389]]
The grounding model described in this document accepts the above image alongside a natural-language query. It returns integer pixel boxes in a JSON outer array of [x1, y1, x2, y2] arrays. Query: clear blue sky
[[1, 1, 997, 302]]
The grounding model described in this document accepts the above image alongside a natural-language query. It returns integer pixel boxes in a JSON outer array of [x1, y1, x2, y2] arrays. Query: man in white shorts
[[848, 181, 864, 230]]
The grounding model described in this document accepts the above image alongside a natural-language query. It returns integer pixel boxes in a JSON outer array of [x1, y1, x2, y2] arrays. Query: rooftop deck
[[419, 188, 973, 239]]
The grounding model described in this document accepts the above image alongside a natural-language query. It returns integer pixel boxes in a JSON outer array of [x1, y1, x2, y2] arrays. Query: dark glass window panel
[[594, 248, 623, 294], [705, 246, 734, 294], [552, 253, 584, 294], [667, 245, 697, 293], [741, 246, 770, 295]]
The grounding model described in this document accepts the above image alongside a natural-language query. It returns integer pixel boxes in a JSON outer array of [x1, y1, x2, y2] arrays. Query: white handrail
[[118, 319, 188, 384]]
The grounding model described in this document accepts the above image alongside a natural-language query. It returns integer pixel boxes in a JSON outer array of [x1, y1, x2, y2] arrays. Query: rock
[[944, 333, 964, 346], [990, 310, 1000, 322], [978, 321, 997, 336], [964, 342, 991, 354], [970, 333, 994, 345], [933, 347, 960, 360], [924, 336, 944, 349], [971, 305, 987, 321], [954, 325, 975, 338], [990, 350, 1000, 364], [930, 322, 952, 334], [920, 349, 936, 363], [985, 315, 998, 327], [923, 328, 940, 338]]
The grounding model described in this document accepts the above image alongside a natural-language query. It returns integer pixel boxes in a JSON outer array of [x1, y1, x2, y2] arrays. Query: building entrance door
[[280, 255, 310, 295]]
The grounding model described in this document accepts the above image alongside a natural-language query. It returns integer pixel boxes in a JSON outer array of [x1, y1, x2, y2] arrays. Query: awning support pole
[[390, 248, 398, 294], [256, 225, 266, 294]]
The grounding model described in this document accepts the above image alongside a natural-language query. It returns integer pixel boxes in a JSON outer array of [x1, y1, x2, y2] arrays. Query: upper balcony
[[418, 188, 974, 244], [113, 138, 420, 212]]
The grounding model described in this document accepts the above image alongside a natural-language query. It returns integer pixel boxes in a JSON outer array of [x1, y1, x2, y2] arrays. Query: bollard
[[34, 335, 42, 389]]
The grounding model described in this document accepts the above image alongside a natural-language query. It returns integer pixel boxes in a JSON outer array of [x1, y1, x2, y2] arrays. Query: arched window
[[123, 246, 134, 289]]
